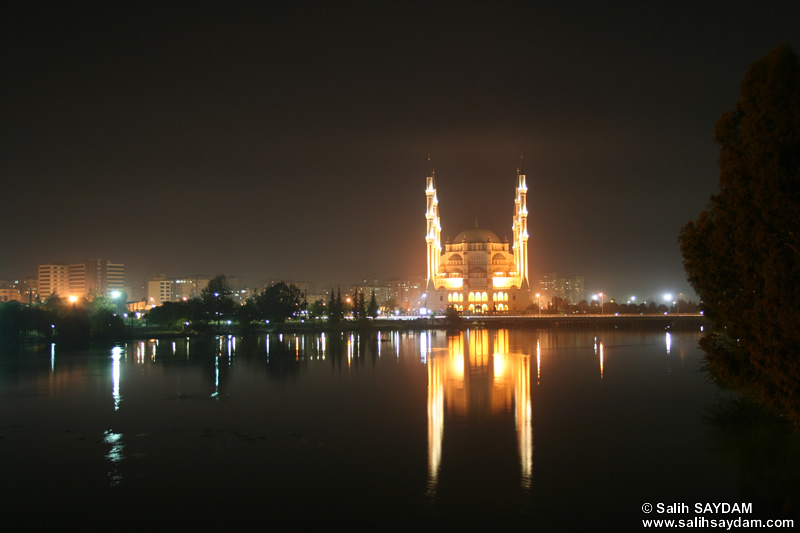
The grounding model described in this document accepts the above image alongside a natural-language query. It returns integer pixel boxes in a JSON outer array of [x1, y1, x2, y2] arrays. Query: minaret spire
[[513, 157, 530, 289], [425, 157, 442, 292]]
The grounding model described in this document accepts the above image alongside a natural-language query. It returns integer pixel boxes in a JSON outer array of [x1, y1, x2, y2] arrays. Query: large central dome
[[453, 222, 501, 243]]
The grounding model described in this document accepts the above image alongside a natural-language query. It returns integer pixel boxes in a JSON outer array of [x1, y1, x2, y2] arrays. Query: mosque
[[425, 159, 531, 313]]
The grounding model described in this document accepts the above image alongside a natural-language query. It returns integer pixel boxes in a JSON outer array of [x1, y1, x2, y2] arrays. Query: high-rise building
[[38, 260, 124, 299], [425, 158, 531, 313], [173, 276, 211, 300], [69, 260, 125, 297], [38, 264, 71, 298], [536, 272, 585, 306]]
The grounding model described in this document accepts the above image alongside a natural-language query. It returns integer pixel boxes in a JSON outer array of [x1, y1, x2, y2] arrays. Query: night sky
[[4, 3, 799, 301]]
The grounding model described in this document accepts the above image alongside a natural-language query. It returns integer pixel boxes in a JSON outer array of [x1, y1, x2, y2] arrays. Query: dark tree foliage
[[200, 275, 236, 322], [679, 44, 800, 425], [367, 290, 379, 318], [328, 288, 344, 323], [148, 301, 193, 329], [235, 300, 261, 330], [308, 299, 326, 319], [0, 301, 25, 346], [254, 282, 303, 324], [356, 292, 366, 320]]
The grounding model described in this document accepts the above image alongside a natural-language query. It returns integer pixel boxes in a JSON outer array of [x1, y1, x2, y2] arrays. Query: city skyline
[[5, 4, 800, 300]]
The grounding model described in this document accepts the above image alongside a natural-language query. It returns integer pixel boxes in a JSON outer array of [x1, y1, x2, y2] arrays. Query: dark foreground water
[[0, 329, 793, 529]]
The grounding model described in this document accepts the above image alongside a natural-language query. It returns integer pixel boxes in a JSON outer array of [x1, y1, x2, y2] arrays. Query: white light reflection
[[420, 331, 430, 364], [536, 339, 541, 385], [212, 350, 220, 400], [50, 342, 55, 373], [111, 346, 123, 411], [665, 332, 672, 355], [104, 429, 124, 487]]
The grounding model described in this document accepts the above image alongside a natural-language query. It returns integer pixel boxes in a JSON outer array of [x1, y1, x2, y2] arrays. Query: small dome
[[454, 223, 501, 244]]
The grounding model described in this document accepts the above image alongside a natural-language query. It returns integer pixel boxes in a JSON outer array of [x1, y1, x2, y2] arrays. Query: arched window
[[468, 292, 474, 302], [447, 294, 452, 303], [482, 291, 488, 302], [504, 293, 509, 302]]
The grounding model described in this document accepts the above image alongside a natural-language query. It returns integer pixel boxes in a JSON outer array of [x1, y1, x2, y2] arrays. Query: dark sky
[[4, 2, 799, 301]]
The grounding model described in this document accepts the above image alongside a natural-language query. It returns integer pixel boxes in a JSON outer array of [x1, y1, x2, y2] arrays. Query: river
[[0, 328, 786, 529]]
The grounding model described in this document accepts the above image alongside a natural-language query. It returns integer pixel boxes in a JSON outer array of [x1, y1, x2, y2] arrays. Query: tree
[[200, 275, 236, 323], [367, 290, 379, 318], [356, 292, 366, 320], [308, 299, 326, 319], [254, 282, 303, 324], [328, 288, 344, 323], [148, 301, 193, 329], [679, 44, 800, 425]]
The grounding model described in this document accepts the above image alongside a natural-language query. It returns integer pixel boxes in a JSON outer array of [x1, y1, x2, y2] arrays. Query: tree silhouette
[[679, 44, 800, 425], [367, 290, 379, 318]]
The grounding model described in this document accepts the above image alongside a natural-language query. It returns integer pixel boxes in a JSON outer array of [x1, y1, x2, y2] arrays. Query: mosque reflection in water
[[424, 329, 532, 493]]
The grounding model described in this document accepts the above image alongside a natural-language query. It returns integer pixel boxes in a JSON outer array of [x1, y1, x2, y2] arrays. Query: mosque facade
[[425, 160, 531, 313]]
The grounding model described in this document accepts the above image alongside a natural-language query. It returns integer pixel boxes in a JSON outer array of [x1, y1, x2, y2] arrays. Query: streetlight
[[598, 292, 604, 314], [535, 293, 541, 316]]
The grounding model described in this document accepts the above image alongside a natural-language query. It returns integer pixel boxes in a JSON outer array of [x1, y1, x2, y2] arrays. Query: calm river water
[[0, 328, 782, 529]]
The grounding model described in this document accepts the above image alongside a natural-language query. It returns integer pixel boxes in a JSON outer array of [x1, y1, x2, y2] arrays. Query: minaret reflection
[[427, 329, 533, 493]]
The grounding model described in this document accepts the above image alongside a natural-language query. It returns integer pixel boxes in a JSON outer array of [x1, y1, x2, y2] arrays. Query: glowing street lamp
[[596, 292, 604, 314], [535, 293, 541, 316], [663, 293, 674, 313]]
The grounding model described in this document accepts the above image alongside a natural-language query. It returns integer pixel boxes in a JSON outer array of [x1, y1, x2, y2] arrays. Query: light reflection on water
[[0, 328, 744, 527]]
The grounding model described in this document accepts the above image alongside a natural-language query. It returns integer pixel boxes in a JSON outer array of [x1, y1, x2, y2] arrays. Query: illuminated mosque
[[425, 158, 531, 313]]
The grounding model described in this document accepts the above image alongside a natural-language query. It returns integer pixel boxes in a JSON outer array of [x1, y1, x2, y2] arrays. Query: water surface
[[1, 329, 742, 528]]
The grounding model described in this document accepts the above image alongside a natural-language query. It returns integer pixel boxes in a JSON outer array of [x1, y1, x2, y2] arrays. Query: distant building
[[385, 276, 426, 313], [352, 278, 393, 307], [173, 276, 211, 300], [535, 272, 585, 306], [559, 275, 585, 304], [38, 263, 71, 298], [70, 260, 125, 297], [146, 274, 174, 308], [0, 277, 37, 303], [38, 260, 125, 299], [425, 159, 531, 313]]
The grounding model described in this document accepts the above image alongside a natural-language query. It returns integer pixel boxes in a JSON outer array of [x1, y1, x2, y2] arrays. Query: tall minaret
[[425, 157, 441, 292], [513, 157, 530, 289]]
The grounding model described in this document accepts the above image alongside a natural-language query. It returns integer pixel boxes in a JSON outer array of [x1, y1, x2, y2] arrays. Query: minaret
[[425, 157, 441, 292], [513, 157, 530, 289]]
